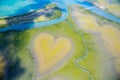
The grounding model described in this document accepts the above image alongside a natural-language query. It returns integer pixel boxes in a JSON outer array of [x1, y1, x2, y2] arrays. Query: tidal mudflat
[[71, 5, 120, 78]]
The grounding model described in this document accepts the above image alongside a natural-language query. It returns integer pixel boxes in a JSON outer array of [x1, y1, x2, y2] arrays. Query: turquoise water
[[0, 0, 51, 17], [0, 0, 120, 32]]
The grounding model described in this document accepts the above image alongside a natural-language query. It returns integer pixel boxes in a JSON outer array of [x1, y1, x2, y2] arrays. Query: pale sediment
[[71, 5, 120, 79], [31, 32, 74, 77]]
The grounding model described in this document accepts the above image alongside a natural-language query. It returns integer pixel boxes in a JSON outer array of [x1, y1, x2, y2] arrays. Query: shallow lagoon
[[0, 0, 51, 17], [0, 0, 120, 32]]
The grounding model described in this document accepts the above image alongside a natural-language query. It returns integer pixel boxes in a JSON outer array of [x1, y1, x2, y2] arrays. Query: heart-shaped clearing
[[33, 33, 72, 74]]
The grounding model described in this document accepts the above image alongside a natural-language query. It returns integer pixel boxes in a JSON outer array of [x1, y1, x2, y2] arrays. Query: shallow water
[[0, 0, 51, 17], [0, 0, 120, 32]]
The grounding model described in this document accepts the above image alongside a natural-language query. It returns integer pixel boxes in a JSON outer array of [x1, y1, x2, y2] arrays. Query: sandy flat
[[100, 25, 120, 57], [33, 33, 72, 74], [71, 5, 120, 72], [97, 0, 120, 17], [34, 15, 48, 22], [0, 19, 7, 26], [72, 8, 120, 58]]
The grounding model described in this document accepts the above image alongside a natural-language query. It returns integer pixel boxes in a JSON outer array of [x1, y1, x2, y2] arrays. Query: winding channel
[[66, 20, 94, 80], [0, 0, 120, 79], [65, 7, 94, 80], [0, 0, 120, 32]]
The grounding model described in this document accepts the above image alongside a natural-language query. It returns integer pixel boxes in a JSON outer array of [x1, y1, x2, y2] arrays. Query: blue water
[[0, 0, 120, 32], [0, 0, 51, 17], [75, 1, 120, 23]]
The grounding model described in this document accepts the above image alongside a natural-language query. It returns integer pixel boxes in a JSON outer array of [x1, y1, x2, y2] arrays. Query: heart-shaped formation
[[33, 33, 72, 74]]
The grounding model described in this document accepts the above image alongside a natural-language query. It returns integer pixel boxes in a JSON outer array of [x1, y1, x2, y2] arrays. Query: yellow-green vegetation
[[0, 4, 62, 29], [34, 16, 49, 22], [87, 0, 120, 17], [41, 14, 114, 80], [34, 4, 62, 22], [72, 5, 120, 76], [76, 4, 120, 30], [0, 19, 83, 80], [95, 0, 120, 17], [0, 19, 8, 28], [0, 54, 6, 79], [0, 7, 116, 80], [47, 7, 62, 20], [34, 7, 62, 22], [33, 33, 72, 74]]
